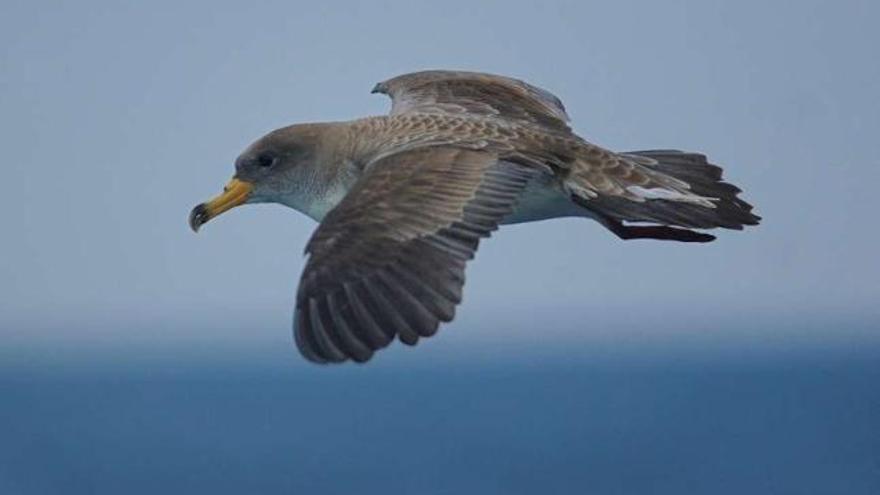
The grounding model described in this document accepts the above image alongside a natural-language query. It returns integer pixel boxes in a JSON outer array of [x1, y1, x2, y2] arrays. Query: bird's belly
[[502, 181, 592, 225]]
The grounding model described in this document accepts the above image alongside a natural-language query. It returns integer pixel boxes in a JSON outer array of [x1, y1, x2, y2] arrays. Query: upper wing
[[372, 70, 571, 131], [294, 146, 538, 364]]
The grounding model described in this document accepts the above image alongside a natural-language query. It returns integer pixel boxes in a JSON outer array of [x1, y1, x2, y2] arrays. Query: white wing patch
[[626, 186, 717, 207]]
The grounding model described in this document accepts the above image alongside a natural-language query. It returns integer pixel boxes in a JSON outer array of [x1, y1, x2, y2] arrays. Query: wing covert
[[294, 146, 538, 363], [372, 70, 571, 131]]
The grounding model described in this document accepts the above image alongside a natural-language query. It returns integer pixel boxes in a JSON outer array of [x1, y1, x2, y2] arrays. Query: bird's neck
[[275, 117, 417, 221], [274, 122, 368, 221]]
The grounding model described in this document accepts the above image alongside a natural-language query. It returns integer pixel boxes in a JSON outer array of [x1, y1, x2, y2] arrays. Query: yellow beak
[[189, 178, 254, 232]]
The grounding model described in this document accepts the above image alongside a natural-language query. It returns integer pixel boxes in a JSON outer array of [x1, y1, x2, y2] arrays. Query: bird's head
[[189, 124, 329, 232]]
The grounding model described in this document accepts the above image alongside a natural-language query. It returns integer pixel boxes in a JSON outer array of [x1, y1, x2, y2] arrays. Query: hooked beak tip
[[189, 203, 208, 233]]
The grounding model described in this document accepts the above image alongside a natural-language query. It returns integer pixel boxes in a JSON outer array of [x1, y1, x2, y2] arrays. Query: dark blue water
[[2, 351, 879, 494]]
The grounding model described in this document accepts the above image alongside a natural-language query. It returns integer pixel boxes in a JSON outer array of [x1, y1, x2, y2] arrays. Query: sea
[[1, 344, 878, 494]]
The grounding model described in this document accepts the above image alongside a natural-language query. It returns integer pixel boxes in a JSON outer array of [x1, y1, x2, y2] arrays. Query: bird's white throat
[[275, 166, 357, 222]]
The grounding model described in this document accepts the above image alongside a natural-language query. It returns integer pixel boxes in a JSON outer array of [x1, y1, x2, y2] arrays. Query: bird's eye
[[257, 153, 275, 168]]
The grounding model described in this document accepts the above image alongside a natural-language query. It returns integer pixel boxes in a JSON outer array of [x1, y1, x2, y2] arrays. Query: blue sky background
[[2, 3, 880, 494], [1, 0, 878, 364]]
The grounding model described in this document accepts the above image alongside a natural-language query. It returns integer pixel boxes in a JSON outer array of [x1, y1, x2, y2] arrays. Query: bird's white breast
[[276, 164, 591, 226], [502, 178, 592, 225]]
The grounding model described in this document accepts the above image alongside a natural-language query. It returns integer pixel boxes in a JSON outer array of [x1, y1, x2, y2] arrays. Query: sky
[[1, 0, 878, 363]]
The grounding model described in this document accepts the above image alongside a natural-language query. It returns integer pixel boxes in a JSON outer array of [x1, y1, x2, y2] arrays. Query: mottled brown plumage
[[297, 148, 537, 362], [190, 70, 760, 364]]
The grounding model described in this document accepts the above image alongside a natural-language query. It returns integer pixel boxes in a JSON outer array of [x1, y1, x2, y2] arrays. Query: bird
[[189, 70, 760, 364]]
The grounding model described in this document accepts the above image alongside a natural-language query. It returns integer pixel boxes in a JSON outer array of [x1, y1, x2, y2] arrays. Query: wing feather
[[294, 146, 537, 363], [372, 70, 571, 131]]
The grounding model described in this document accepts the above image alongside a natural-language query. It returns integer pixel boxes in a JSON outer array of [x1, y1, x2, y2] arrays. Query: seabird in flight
[[189, 70, 760, 364]]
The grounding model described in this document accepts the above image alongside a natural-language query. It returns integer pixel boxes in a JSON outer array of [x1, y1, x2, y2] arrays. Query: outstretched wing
[[294, 146, 538, 363], [372, 70, 571, 131]]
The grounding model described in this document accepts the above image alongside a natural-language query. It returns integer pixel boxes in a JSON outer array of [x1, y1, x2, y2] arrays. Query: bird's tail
[[585, 150, 761, 234]]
